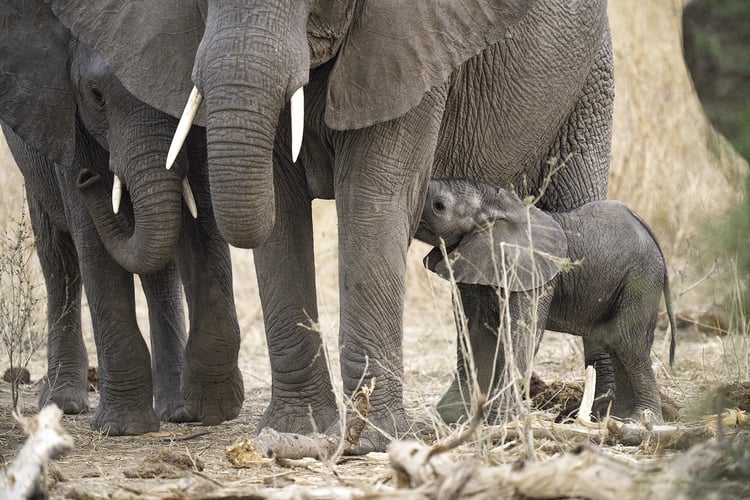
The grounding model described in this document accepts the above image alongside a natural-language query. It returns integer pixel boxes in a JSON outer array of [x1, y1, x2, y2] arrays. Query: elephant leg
[[139, 260, 192, 422], [332, 89, 447, 452], [437, 284, 502, 424], [609, 332, 662, 422], [57, 164, 158, 435], [253, 151, 336, 434], [440, 285, 551, 425], [28, 190, 89, 414], [537, 31, 613, 212], [593, 310, 662, 422], [177, 131, 243, 426]]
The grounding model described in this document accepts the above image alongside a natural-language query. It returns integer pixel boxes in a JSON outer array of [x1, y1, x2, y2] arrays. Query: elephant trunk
[[196, 0, 311, 248], [78, 168, 182, 274], [204, 80, 279, 249]]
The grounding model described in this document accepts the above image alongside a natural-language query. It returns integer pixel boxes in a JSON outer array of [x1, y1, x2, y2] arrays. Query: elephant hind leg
[[27, 190, 89, 415], [596, 318, 662, 423]]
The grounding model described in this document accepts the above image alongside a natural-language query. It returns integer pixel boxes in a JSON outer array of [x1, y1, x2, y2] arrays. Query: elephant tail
[[662, 271, 677, 368]]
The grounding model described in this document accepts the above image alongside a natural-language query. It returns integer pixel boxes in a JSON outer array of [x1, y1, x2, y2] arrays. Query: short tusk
[[112, 175, 123, 214], [167, 86, 203, 170], [290, 87, 304, 163], [182, 178, 198, 219]]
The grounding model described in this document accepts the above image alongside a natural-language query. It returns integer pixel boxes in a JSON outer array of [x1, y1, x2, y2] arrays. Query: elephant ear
[[47, 0, 205, 124], [324, 0, 532, 130], [0, 0, 76, 165], [424, 192, 567, 292]]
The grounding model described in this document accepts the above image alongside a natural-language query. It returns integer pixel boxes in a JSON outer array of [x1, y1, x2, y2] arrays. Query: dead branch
[[2, 404, 73, 499], [483, 408, 750, 452]]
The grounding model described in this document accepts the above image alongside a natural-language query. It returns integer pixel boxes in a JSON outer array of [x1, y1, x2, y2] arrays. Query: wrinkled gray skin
[[51, 0, 614, 451], [417, 177, 676, 423], [0, 1, 242, 434]]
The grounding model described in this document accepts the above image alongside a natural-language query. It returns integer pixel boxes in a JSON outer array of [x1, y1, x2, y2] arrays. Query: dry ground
[[1, 0, 749, 498]]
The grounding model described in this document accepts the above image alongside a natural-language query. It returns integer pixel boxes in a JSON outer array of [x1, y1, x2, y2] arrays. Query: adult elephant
[[51, 0, 614, 450], [0, 0, 242, 433]]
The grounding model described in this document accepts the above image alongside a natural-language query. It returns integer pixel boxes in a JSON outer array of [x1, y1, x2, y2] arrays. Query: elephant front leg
[[140, 259, 191, 423], [59, 165, 158, 435], [332, 92, 445, 452], [437, 284, 503, 424], [79, 251, 158, 434], [253, 161, 336, 435], [439, 285, 550, 425], [28, 193, 89, 415]]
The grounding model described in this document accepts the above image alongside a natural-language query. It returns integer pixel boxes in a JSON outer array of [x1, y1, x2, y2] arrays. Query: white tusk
[[112, 175, 123, 214], [182, 178, 198, 219], [167, 86, 203, 170], [576, 365, 596, 425], [290, 87, 304, 163]]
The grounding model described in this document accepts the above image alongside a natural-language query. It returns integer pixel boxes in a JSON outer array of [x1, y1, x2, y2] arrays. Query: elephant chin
[[77, 169, 182, 274]]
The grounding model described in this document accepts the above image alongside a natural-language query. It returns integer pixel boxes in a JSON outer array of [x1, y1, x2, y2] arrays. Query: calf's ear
[[424, 195, 567, 291]]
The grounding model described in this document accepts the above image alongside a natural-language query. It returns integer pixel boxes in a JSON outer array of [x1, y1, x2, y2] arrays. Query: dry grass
[[608, 0, 748, 312]]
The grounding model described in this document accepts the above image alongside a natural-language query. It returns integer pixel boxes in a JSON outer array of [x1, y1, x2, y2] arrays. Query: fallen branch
[[390, 394, 487, 489], [606, 408, 750, 450], [2, 404, 73, 499], [484, 408, 750, 451], [227, 378, 374, 465]]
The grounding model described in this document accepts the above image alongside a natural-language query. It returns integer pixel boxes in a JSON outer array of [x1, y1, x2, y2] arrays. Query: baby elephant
[[416, 177, 676, 423]]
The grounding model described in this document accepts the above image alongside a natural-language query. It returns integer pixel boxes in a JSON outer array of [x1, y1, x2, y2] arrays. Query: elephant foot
[[155, 398, 197, 423], [258, 395, 338, 436], [436, 377, 472, 424], [627, 404, 664, 425], [90, 401, 159, 435], [38, 377, 89, 415], [182, 365, 244, 425]]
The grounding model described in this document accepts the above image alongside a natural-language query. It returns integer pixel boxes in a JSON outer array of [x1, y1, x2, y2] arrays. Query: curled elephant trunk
[[204, 82, 279, 249], [77, 169, 183, 274]]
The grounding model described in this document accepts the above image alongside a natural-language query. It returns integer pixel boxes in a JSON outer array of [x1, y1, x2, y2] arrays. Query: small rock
[[87, 366, 99, 391], [3, 366, 31, 385]]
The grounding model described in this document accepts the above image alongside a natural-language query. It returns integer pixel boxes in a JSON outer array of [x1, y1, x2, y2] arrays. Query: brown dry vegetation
[[1, 1, 749, 498]]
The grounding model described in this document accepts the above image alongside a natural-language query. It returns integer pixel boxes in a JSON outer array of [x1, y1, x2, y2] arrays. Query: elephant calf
[[416, 177, 676, 423]]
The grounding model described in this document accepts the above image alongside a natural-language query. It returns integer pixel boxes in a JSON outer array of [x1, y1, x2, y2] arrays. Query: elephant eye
[[433, 199, 447, 213], [89, 83, 105, 107]]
